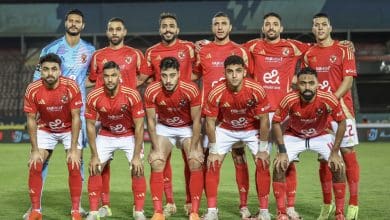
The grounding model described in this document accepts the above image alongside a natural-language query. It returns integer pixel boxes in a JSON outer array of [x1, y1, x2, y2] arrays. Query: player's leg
[[149, 135, 174, 219], [181, 149, 191, 211], [182, 137, 204, 220], [162, 152, 177, 217]]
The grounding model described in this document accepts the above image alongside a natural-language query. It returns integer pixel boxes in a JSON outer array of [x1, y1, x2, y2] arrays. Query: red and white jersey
[[144, 81, 201, 127], [89, 46, 144, 89], [141, 39, 195, 82], [24, 77, 83, 133], [194, 41, 251, 103], [85, 85, 145, 137], [203, 78, 270, 131], [273, 90, 346, 138], [304, 41, 357, 117], [246, 39, 310, 111]]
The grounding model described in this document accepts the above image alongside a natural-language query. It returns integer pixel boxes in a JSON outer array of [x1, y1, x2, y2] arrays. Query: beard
[[215, 33, 229, 42], [265, 31, 279, 41], [109, 37, 123, 46], [301, 90, 315, 102], [66, 26, 81, 36], [161, 32, 177, 44]]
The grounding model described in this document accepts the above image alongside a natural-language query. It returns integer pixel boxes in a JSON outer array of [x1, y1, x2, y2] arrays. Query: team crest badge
[[125, 56, 132, 64], [246, 98, 256, 107], [310, 56, 317, 63], [121, 104, 128, 112], [61, 94, 69, 104], [282, 47, 290, 56], [178, 51, 185, 60], [329, 55, 337, 63], [316, 108, 324, 116], [81, 54, 87, 63], [179, 99, 187, 107]]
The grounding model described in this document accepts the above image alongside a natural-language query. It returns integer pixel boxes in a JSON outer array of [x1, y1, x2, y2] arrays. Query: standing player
[[26, 8, 95, 218], [86, 17, 145, 217], [194, 12, 253, 219], [272, 67, 347, 220], [145, 57, 204, 220], [24, 53, 83, 220], [85, 61, 146, 220], [139, 12, 197, 216], [304, 13, 359, 220], [202, 55, 270, 220]]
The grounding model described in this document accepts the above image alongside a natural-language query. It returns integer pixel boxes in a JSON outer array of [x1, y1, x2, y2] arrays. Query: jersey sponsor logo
[[109, 123, 126, 133], [166, 116, 185, 126], [81, 53, 87, 64], [75, 101, 83, 106], [48, 119, 66, 130], [108, 114, 124, 120], [346, 69, 356, 74], [211, 61, 224, 67], [230, 108, 246, 114], [315, 66, 331, 73], [301, 117, 318, 124], [282, 47, 290, 56], [263, 69, 280, 85], [265, 57, 283, 63], [329, 55, 337, 63], [319, 80, 331, 92], [46, 106, 63, 112], [229, 117, 248, 128], [125, 56, 132, 64], [300, 128, 317, 136], [38, 99, 46, 105], [61, 94, 69, 104]]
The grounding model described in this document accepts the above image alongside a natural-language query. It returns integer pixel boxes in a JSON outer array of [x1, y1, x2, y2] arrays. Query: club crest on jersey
[[81, 53, 87, 63], [246, 98, 256, 107], [179, 99, 187, 107], [61, 94, 69, 104], [310, 56, 317, 63], [329, 55, 337, 63], [125, 56, 132, 64], [282, 47, 290, 56], [316, 108, 324, 116], [178, 51, 186, 60], [121, 104, 128, 112]]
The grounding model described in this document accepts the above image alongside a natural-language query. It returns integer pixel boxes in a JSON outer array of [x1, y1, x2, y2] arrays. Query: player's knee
[[232, 147, 246, 164], [340, 147, 354, 154], [272, 167, 286, 182], [188, 159, 202, 171], [149, 151, 166, 171], [331, 171, 346, 183]]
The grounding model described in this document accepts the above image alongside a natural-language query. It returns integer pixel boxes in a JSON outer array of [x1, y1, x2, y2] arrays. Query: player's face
[[312, 17, 332, 41], [159, 18, 179, 44], [103, 68, 121, 91], [41, 62, 61, 87], [262, 16, 283, 41], [65, 14, 84, 36], [212, 16, 232, 41], [297, 74, 318, 102], [107, 21, 127, 46], [161, 68, 180, 92], [225, 64, 246, 92]]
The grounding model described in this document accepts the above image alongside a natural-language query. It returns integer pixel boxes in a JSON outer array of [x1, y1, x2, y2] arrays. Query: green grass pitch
[[0, 142, 389, 219]]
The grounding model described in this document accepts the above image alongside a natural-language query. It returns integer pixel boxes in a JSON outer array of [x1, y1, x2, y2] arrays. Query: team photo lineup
[[23, 8, 360, 220]]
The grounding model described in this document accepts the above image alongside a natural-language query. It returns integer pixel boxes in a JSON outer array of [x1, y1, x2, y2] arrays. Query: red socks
[[255, 160, 270, 209], [205, 161, 221, 208], [343, 152, 359, 205], [235, 162, 249, 208], [163, 153, 174, 204], [182, 150, 191, 204], [101, 162, 111, 206], [29, 162, 43, 210], [286, 163, 297, 208], [190, 170, 204, 213], [150, 171, 164, 213], [333, 182, 346, 215], [273, 181, 287, 214], [67, 163, 82, 211], [132, 176, 146, 211], [319, 161, 333, 204], [88, 175, 102, 211]]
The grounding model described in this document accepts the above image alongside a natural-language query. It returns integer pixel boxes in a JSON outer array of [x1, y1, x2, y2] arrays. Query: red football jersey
[[194, 41, 251, 103], [144, 80, 201, 127], [85, 85, 145, 137], [89, 46, 144, 89], [272, 90, 346, 138], [246, 39, 310, 111], [203, 78, 270, 131], [24, 77, 83, 133], [304, 41, 357, 117], [141, 39, 195, 82]]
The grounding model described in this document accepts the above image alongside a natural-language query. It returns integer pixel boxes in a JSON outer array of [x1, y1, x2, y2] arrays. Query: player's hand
[[207, 153, 221, 171], [328, 152, 345, 173], [195, 39, 211, 52], [255, 151, 270, 168], [131, 155, 144, 177], [89, 155, 101, 176], [188, 150, 204, 164], [66, 148, 81, 170], [29, 150, 43, 170], [273, 153, 289, 172], [339, 40, 355, 52]]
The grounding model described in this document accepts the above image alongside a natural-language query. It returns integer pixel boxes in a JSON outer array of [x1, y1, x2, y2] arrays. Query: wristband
[[278, 144, 287, 153], [258, 141, 268, 152], [208, 142, 218, 154]]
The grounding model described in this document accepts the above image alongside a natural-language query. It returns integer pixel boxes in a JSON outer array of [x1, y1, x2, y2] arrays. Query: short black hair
[[224, 55, 245, 68], [263, 12, 282, 22], [160, 57, 180, 71], [297, 67, 317, 78], [108, 17, 125, 26], [213, 11, 230, 20], [159, 12, 177, 25], [65, 9, 84, 22], [103, 61, 120, 71], [313, 12, 330, 22], [39, 53, 62, 66]]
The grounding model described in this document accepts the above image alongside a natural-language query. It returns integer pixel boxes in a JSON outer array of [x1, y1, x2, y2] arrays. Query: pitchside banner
[[357, 124, 390, 142]]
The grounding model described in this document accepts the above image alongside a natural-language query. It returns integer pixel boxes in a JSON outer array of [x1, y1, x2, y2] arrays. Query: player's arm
[[86, 118, 100, 175], [205, 116, 217, 151], [272, 121, 289, 172], [137, 73, 151, 87], [146, 107, 158, 150], [329, 118, 346, 173], [85, 78, 95, 88], [190, 105, 201, 151], [334, 76, 353, 99], [132, 116, 145, 176], [255, 113, 270, 166], [26, 112, 42, 169], [67, 108, 81, 169]]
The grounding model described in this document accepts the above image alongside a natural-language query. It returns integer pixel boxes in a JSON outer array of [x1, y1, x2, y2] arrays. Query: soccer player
[[272, 67, 347, 220], [85, 61, 146, 220], [304, 13, 359, 220], [27, 9, 95, 218], [145, 57, 204, 220], [202, 55, 270, 220], [139, 12, 197, 216], [86, 17, 145, 217], [24, 53, 83, 220], [194, 12, 253, 219]]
